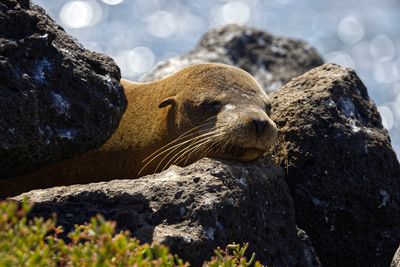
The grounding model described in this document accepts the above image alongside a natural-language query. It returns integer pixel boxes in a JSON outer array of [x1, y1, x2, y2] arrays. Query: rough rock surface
[[0, 0, 127, 179], [270, 63, 400, 267], [392, 246, 400, 267], [15, 158, 320, 267], [142, 24, 323, 92]]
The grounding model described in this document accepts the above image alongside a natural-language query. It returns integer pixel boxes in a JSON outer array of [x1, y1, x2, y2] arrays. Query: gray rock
[[142, 24, 323, 93], [15, 158, 320, 267], [0, 0, 127, 179], [270, 63, 400, 267], [392, 246, 400, 267]]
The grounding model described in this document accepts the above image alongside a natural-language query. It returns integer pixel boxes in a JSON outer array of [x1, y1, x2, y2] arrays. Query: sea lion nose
[[252, 119, 267, 137]]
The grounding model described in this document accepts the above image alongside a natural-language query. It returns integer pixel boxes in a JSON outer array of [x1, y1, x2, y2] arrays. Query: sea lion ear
[[159, 96, 177, 109]]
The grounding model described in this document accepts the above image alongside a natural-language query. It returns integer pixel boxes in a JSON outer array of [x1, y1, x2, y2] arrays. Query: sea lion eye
[[200, 99, 222, 110]]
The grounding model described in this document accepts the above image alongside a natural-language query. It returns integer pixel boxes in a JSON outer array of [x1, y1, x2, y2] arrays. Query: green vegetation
[[0, 200, 264, 267]]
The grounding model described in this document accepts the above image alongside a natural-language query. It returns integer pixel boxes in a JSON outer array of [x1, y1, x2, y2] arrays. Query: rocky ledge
[[15, 158, 320, 267]]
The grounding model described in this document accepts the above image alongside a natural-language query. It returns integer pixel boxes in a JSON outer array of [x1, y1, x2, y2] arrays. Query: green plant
[[0, 200, 264, 267], [205, 243, 264, 267]]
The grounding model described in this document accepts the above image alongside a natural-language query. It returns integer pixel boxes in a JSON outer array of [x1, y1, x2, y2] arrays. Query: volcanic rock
[[270, 63, 400, 267], [0, 0, 127, 179]]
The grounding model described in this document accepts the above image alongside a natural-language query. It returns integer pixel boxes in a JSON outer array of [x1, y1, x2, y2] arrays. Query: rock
[[270, 63, 400, 267], [14, 158, 320, 267], [142, 24, 323, 92], [0, 0, 127, 179], [392, 246, 400, 267]]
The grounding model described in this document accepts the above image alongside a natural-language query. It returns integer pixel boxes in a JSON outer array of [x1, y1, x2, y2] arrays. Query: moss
[[0, 200, 265, 267]]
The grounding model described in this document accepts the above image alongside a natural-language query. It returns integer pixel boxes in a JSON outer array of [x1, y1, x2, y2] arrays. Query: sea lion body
[[1, 63, 277, 197]]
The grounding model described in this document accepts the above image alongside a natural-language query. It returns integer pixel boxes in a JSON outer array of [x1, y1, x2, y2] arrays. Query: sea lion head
[[157, 63, 278, 163]]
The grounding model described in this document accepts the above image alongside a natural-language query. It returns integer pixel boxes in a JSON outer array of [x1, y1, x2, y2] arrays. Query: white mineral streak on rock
[[51, 92, 70, 115], [338, 97, 356, 118], [34, 59, 52, 84], [378, 190, 390, 208], [56, 128, 78, 140], [204, 227, 215, 240]]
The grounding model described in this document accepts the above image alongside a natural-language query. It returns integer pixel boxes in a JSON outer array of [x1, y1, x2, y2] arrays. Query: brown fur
[[0, 63, 277, 197]]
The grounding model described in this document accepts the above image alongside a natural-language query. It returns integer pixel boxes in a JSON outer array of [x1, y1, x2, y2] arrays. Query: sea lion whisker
[[174, 120, 216, 140], [181, 136, 224, 166], [205, 115, 218, 122], [170, 139, 213, 167], [164, 132, 226, 171], [160, 132, 226, 172], [141, 122, 216, 164], [178, 137, 220, 167], [222, 136, 236, 153], [139, 130, 219, 176], [154, 130, 219, 161], [182, 145, 207, 166], [145, 129, 214, 163], [181, 131, 227, 165], [198, 135, 225, 159], [145, 130, 221, 175], [142, 125, 216, 162], [166, 141, 208, 170]]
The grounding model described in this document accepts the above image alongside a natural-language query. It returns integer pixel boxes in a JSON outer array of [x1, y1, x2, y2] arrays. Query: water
[[32, 0, 400, 158]]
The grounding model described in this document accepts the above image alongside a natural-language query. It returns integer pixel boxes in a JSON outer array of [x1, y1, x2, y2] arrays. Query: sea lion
[[0, 63, 278, 197]]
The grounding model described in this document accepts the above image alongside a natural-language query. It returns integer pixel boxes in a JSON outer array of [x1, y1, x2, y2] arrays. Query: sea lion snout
[[251, 115, 277, 138], [252, 119, 267, 137], [235, 106, 276, 135], [210, 102, 277, 162], [244, 112, 277, 147]]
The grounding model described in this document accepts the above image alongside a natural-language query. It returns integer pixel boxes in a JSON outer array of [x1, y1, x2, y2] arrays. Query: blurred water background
[[33, 0, 400, 158]]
